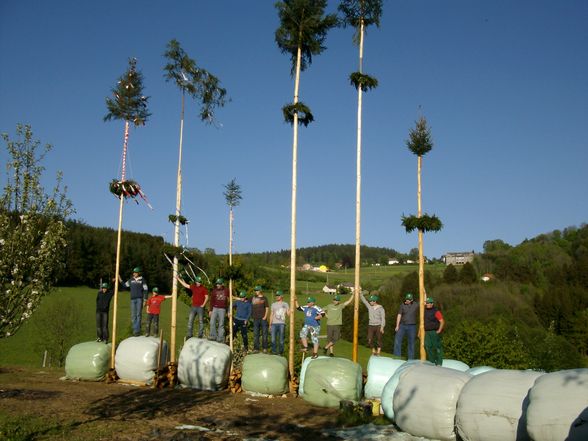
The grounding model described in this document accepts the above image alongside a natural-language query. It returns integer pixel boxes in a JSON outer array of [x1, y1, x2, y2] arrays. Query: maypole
[[339, 0, 382, 362], [103, 58, 150, 379], [224, 178, 242, 352], [163, 39, 227, 380], [401, 116, 442, 360], [275, 0, 337, 389]]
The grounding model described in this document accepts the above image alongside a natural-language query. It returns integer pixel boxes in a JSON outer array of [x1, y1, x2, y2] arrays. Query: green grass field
[[0, 284, 404, 372]]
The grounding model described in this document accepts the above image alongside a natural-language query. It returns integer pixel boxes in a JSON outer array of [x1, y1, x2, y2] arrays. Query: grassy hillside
[[0, 285, 393, 371]]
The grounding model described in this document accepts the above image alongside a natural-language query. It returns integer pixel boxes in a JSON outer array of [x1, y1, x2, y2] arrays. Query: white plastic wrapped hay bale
[[393, 364, 472, 441], [177, 338, 232, 391], [65, 341, 111, 381], [380, 360, 432, 421], [442, 359, 470, 372], [298, 355, 329, 396], [456, 369, 543, 441], [301, 357, 362, 408], [364, 356, 405, 399], [115, 336, 168, 384], [466, 365, 495, 376], [526, 368, 588, 441], [242, 353, 288, 395]]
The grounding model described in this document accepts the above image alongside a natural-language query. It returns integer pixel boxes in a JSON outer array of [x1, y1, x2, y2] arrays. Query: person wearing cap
[[424, 296, 445, 365], [177, 274, 209, 339], [251, 286, 270, 353], [96, 282, 114, 342], [295, 296, 325, 359], [322, 294, 353, 357], [209, 278, 229, 343], [119, 267, 148, 336], [232, 290, 252, 352], [360, 291, 386, 356], [393, 292, 419, 359], [269, 290, 290, 355], [144, 287, 172, 337]]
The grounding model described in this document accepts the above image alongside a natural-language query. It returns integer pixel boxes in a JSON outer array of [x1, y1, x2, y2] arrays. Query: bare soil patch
[[0, 366, 342, 440]]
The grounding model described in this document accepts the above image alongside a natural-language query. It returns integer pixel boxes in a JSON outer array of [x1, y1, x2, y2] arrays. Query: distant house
[[301, 263, 312, 271], [406, 259, 415, 264], [444, 252, 475, 266], [337, 282, 356, 293], [388, 259, 400, 265], [322, 285, 337, 294]]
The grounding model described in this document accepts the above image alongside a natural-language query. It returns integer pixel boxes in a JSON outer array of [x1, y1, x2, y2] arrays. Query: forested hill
[[238, 244, 411, 268]]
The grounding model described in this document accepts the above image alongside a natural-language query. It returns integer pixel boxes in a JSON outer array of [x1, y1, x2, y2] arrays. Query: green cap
[[152, 287, 159, 293], [369, 295, 380, 302], [426, 297, 434, 304], [405, 293, 414, 300], [239, 290, 247, 298], [254, 285, 263, 291], [194, 276, 202, 283], [101, 283, 109, 289], [275, 290, 284, 297], [133, 267, 141, 273], [215, 278, 224, 284], [306, 296, 316, 303], [333, 295, 341, 301]]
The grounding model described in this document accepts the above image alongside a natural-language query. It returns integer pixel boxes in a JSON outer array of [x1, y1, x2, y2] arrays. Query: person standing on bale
[[96, 282, 114, 342], [360, 291, 386, 356], [296, 296, 325, 359], [393, 292, 419, 359], [144, 287, 172, 337], [322, 294, 353, 357], [119, 267, 148, 336], [233, 290, 252, 352], [424, 296, 445, 365], [251, 286, 270, 353], [177, 274, 208, 339], [269, 290, 290, 356], [209, 278, 229, 343]]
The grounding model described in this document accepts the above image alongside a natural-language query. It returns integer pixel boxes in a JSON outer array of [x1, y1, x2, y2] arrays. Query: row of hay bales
[[65, 338, 587, 440]]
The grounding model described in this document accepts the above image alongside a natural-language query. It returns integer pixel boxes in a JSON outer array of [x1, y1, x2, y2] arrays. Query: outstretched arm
[[176, 276, 190, 289]]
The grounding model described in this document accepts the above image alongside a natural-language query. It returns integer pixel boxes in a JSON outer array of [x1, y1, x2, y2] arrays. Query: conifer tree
[[224, 178, 242, 351]]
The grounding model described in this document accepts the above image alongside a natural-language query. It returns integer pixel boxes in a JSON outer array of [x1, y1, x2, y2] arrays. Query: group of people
[[96, 268, 445, 365]]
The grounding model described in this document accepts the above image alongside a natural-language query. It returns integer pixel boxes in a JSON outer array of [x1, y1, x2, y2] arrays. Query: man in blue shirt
[[233, 290, 252, 352], [296, 296, 324, 359]]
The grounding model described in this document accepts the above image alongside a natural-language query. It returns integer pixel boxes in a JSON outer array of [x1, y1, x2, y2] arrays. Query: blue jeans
[[187, 306, 204, 338], [271, 323, 285, 355], [394, 324, 417, 359], [234, 319, 249, 350], [145, 313, 160, 336], [130, 298, 143, 336], [253, 318, 268, 351], [209, 307, 226, 342]]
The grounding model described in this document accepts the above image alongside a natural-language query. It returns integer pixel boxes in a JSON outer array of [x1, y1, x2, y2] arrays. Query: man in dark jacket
[[119, 267, 148, 336], [424, 296, 445, 365], [96, 282, 114, 342]]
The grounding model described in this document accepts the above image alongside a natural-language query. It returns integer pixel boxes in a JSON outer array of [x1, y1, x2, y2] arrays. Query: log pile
[[229, 369, 242, 394], [153, 362, 177, 389]]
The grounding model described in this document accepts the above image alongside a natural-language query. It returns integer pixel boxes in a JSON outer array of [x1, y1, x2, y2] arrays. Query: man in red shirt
[[144, 287, 172, 337], [178, 275, 209, 339], [209, 278, 229, 343]]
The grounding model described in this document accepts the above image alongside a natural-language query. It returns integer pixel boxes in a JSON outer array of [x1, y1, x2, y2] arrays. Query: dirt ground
[[0, 366, 346, 441]]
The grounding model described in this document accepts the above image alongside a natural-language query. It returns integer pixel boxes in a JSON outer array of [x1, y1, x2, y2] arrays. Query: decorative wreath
[[349, 72, 379, 92], [401, 214, 443, 233], [282, 102, 314, 127], [109, 179, 152, 208], [168, 214, 188, 225]]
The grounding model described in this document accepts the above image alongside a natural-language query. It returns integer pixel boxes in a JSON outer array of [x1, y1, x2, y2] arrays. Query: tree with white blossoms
[[0, 124, 73, 338]]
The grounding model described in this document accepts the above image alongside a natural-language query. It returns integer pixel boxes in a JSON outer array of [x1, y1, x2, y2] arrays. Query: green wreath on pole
[[401, 214, 443, 233]]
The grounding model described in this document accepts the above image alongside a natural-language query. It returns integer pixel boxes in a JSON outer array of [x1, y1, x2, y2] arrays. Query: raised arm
[[176, 276, 190, 289]]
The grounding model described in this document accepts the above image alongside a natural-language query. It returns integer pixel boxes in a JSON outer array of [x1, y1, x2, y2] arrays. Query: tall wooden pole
[[417, 155, 425, 360], [110, 120, 130, 370], [171, 91, 185, 364], [288, 44, 303, 386], [352, 19, 365, 363], [229, 208, 234, 351]]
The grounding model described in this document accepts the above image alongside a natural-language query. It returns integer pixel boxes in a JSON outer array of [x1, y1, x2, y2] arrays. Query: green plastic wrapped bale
[[242, 353, 288, 395], [65, 341, 111, 381], [301, 357, 362, 408]]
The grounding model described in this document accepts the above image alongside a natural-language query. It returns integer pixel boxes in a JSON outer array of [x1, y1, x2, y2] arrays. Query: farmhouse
[[444, 251, 475, 266]]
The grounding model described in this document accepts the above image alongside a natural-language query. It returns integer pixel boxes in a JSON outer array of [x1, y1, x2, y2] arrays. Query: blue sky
[[1, 0, 587, 259]]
